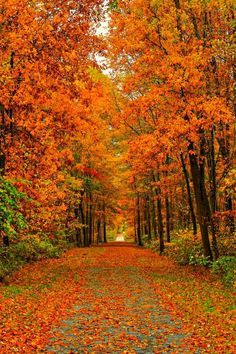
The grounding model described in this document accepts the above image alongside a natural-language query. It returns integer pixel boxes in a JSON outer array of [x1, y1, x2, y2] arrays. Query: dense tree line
[[107, 0, 235, 260]]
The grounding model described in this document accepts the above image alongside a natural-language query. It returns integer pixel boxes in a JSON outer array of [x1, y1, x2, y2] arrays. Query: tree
[[107, 0, 235, 257]]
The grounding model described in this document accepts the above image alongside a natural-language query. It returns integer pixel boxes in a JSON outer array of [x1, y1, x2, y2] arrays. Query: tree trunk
[[143, 195, 148, 236], [180, 153, 197, 236], [146, 194, 152, 241], [103, 202, 107, 243], [169, 196, 174, 232], [88, 192, 93, 245], [165, 195, 171, 242], [189, 150, 213, 261], [225, 190, 234, 234], [97, 218, 101, 244], [79, 201, 86, 247], [85, 201, 89, 247], [151, 193, 157, 239], [74, 207, 82, 247], [157, 197, 164, 255], [136, 192, 143, 246], [152, 172, 165, 254], [134, 215, 137, 243], [0, 151, 6, 176], [3, 236, 10, 247], [75, 229, 82, 247], [92, 211, 95, 244], [218, 124, 234, 234], [207, 129, 219, 259]]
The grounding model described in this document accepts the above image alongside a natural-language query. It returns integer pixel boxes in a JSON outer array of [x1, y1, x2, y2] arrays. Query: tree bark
[[103, 202, 107, 243], [151, 172, 164, 254], [74, 206, 82, 247], [79, 201, 86, 247], [97, 218, 101, 244], [88, 192, 93, 245], [180, 153, 197, 236], [165, 195, 171, 242], [157, 197, 164, 254], [225, 190, 234, 234], [151, 192, 157, 239], [145, 194, 152, 241], [136, 192, 143, 246], [218, 124, 234, 234], [207, 129, 219, 259], [189, 149, 213, 261]]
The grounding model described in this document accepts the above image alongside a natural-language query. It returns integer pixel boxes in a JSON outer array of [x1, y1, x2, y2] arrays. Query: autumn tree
[[0, 0, 122, 247], [107, 0, 235, 259]]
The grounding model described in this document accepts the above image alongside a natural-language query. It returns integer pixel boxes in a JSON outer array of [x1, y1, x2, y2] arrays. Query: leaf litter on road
[[0, 244, 235, 353]]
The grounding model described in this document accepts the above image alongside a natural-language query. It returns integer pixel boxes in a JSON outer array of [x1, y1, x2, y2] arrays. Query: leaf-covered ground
[[0, 243, 235, 353]]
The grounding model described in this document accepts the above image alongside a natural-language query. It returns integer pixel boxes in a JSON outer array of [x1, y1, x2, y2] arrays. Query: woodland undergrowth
[[143, 230, 236, 288]]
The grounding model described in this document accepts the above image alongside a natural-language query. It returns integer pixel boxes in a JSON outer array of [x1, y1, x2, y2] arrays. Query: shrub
[[211, 256, 236, 287], [0, 236, 63, 280], [142, 234, 160, 250], [0, 177, 28, 242], [164, 237, 204, 265], [189, 244, 211, 266], [14, 239, 38, 261], [37, 240, 62, 258], [216, 236, 236, 257], [145, 238, 159, 251], [0, 246, 25, 280], [142, 234, 151, 247]]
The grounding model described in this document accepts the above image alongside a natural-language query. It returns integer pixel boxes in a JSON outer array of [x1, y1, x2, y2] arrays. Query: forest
[[0, 0, 235, 353]]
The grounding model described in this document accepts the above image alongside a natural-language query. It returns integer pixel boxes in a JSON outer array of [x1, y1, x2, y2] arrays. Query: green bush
[[142, 232, 205, 264], [37, 240, 62, 258], [189, 244, 211, 266], [211, 256, 236, 287], [53, 230, 71, 249], [144, 238, 159, 251], [14, 239, 38, 261], [0, 177, 28, 241], [142, 234, 160, 249], [144, 231, 236, 287], [0, 236, 62, 280], [164, 237, 203, 265], [16, 237, 62, 260], [0, 246, 24, 280], [142, 234, 150, 246]]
